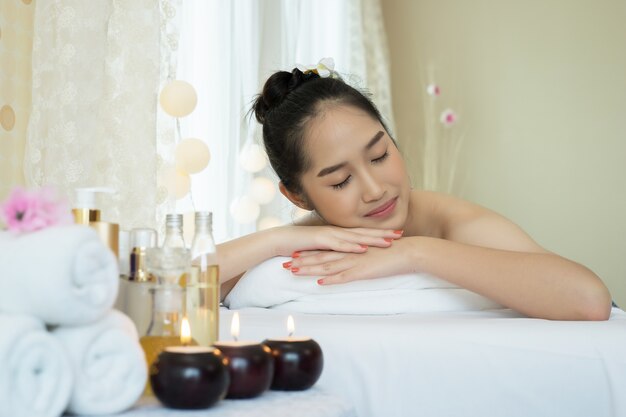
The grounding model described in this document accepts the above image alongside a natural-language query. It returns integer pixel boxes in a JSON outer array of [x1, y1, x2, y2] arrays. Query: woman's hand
[[285, 237, 416, 285], [272, 225, 403, 257]]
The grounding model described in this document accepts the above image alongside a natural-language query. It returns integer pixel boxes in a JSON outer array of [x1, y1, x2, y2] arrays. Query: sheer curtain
[[177, 0, 394, 243]]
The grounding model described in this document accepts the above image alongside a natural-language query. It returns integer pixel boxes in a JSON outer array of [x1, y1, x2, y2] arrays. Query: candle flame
[[287, 315, 295, 337], [231, 312, 240, 342], [181, 316, 192, 345]]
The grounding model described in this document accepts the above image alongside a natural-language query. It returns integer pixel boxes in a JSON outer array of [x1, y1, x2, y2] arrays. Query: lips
[[365, 197, 397, 217]]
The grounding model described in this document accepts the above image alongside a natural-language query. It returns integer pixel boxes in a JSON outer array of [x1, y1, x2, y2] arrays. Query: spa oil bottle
[[162, 214, 186, 249], [140, 284, 198, 394], [186, 211, 220, 346], [162, 213, 189, 287], [140, 285, 185, 362], [139, 246, 195, 395], [123, 228, 158, 336], [72, 187, 119, 257]]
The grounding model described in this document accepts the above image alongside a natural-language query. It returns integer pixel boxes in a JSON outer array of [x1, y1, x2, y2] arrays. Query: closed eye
[[332, 175, 351, 190], [372, 151, 389, 164]]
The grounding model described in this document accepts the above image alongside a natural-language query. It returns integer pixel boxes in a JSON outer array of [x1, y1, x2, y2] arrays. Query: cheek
[[309, 189, 362, 226], [389, 155, 409, 183]]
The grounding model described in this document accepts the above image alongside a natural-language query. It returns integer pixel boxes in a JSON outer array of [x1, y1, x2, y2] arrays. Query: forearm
[[217, 228, 281, 284], [217, 225, 400, 284], [405, 236, 612, 320]]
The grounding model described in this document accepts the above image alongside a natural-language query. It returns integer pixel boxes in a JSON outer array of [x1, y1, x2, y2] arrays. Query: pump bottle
[[72, 187, 119, 257]]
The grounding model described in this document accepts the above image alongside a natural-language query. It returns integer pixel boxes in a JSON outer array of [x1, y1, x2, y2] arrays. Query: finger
[[346, 228, 404, 239], [282, 250, 342, 269], [291, 258, 354, 277], [291, 251, 348, 268], [292, 250, 324, 258], [322, 239, 370, 254], [317, 271, 356, 285], [336, 230, 401, 248]]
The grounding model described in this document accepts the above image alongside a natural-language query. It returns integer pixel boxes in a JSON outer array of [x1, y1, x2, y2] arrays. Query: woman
[[218, 63, 612, 321]]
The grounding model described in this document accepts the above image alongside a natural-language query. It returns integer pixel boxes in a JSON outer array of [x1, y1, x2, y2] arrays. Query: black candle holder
[[150, 346, 229, 409], [262, 338, 323, 391], [212, 342, 274, 398]]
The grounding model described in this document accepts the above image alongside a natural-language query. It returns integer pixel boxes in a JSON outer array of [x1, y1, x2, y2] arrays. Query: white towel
[[52, 310, 148, 415], [0, 225, 119, 325], [225, 256, 503, 314], [0, 313, 73, 417]]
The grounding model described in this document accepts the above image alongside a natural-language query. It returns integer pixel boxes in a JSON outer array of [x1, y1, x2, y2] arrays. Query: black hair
[[252, 68, 390, 195]]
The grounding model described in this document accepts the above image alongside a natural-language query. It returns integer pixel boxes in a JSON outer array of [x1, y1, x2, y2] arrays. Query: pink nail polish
[[282, 261, 292, 269], [292, 252, 301, 258], [384, 238, 393, 243], [394, 230, 403, 235], [360, 244, 368, 249], [317, 279, 324, 285], [291, 267, 300, 273]]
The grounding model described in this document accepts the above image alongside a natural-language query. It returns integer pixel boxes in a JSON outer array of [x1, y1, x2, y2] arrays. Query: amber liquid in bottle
[[139, 288, 188, 396], [140, 336, 185, 371], [186, 264, 220, 346]]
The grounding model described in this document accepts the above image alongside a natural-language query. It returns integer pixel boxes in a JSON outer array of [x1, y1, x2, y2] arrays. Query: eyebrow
[[316, 131, 385, 177]]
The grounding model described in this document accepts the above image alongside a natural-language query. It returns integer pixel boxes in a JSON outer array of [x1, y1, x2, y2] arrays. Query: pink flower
[[440, 108, 458, 126], [427, 84, 440, 97], [1, 187, 73, 234]]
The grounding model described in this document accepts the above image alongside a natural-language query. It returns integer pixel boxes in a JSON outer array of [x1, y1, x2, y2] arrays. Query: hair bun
[[253, 69, 319, 124]]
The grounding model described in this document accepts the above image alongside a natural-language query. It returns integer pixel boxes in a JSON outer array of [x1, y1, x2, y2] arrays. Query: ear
[[279, 182, 313, 211]]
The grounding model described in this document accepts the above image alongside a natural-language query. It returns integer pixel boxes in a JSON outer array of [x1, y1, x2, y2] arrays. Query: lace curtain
[[177, 0, 394, 242], [24, 0, 180, 231]]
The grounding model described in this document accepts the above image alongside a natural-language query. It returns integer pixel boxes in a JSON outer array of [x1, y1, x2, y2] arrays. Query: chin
[[363, 213, 406, 230]]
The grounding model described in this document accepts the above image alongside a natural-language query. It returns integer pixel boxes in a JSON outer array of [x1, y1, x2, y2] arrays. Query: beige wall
[[0, 0, 34, 203], [382, 0, 626, 306]]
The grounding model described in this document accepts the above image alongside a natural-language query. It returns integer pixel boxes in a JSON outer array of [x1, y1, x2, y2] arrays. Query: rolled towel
[[52, 309, 147, 415], [0, 225, 118, 325], [225, 256, 504, 314], [0, 313, 73, 417]]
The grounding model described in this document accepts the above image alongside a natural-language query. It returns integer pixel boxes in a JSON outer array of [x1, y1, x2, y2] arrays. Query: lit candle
[[263, 315, 323, 391], [213, 312, 274, 399], [150, 317, 229, 409]]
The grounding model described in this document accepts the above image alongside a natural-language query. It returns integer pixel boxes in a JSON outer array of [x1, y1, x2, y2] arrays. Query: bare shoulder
[[409, 190, 547, 253], [408, 190, 477, 234]]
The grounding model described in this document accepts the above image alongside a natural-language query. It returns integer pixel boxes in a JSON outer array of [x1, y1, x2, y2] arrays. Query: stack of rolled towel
[[0, 225, 147, 417]]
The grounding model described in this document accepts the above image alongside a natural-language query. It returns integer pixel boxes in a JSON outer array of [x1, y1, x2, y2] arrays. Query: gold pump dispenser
[[72, 187, 119, 257]]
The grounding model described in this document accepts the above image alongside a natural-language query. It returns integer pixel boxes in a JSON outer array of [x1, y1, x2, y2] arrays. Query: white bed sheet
[[220, 307, 626, 417]]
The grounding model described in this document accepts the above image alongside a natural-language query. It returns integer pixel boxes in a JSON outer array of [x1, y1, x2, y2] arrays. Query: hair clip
[[296, 57, 336, 78]]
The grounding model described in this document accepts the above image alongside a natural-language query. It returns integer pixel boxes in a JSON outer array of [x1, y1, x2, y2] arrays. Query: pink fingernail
[[317, 279, 325, 285], [292, 252, 301, 258], [394, 230, 403, 235], [282, 261, 292, 269], [291, 267, 300, 273], [360, 244, 368, 249], [384, 238, 393, 243]]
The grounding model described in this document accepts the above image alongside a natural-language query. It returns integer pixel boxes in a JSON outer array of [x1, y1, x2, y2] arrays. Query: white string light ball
[[175, 138, 211, 174], [230, 196, 260, 224], [239, 143, 268, 173], [162, 167, 191, 199], [159, 80, 198, 118], [249, 176, 276, 205]]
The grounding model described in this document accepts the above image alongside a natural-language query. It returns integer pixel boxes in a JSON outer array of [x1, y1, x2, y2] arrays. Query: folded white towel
[[225, 256, 503, 314], [0, 225, 119, 325], [52, 309, 147, 415], [0, 313, 73, 417]]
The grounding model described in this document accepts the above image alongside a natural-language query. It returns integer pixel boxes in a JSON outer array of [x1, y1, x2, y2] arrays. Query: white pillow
[[224, 257, 503, 315]]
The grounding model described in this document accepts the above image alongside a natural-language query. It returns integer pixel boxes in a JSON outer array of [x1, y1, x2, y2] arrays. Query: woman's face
[[297, 104, 411, 230]]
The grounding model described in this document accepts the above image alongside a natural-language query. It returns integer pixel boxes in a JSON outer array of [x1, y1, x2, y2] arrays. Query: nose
[[361, 169, 385, 203]]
